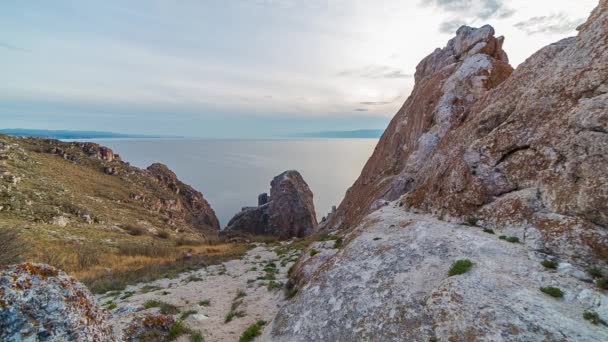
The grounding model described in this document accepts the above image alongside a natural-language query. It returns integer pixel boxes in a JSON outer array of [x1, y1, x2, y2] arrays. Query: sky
[[0, 0, 599, 138]]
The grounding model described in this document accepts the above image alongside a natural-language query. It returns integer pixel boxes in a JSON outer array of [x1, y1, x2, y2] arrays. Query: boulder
[[0, 263, 113, 341], [224, 170, 317, 239]]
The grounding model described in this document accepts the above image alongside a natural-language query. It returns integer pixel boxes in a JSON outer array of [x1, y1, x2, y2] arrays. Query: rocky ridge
[[326, 1, 608, 266], [224, 170, 317, 239]]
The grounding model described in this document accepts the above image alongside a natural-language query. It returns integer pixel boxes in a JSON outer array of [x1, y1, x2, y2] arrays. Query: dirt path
[[98, 243, 300, 341]]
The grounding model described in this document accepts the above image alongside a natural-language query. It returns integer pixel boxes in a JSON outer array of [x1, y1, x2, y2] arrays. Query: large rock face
[[0, 263, 112, 341], [267, 205, 608, 341], [327, 2, 608, 266], [224, 170, 317, 239]]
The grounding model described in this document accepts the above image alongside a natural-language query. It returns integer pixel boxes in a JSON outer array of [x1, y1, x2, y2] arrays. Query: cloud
[[423, 0, 515, 34], [514, 13, 585, 35], [354, 108, 369, 112], [337, 65, 413, 79], [0, 42, 31, 52]]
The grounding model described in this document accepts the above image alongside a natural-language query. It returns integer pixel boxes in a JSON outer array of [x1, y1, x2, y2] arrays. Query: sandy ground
[[98, 243, 300, 341]]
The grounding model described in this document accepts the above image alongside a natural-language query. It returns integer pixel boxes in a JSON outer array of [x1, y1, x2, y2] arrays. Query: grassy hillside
[[0, 134, 242, 291]]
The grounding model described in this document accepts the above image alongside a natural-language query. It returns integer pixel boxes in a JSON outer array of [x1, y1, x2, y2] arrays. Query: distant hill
[[293, 129, 384, 138], [0, 128, 170, 139]]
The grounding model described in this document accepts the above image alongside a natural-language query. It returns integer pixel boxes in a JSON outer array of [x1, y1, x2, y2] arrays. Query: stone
[[224, 170, 317, 239], [325, 2, 608, 266], [258, 192, 269, 206], [51, 215, 69, 227], [0, 263, 112, 341]]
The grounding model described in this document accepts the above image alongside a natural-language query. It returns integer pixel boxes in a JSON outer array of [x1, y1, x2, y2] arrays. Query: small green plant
[[103, 301, 117, 310], [180, 310, 198, 320], [140, 285, 163, 293], [189, 331, 204, 342], [499, 235, 507, 240], [539, 286, 564, 298], [596, 278, 608, 290], [541, 260, 559, 269], [587, 267, 604, 278], [267, 280, 283, 291], [168, 320, 190, 340], [448, 259, 473, 277], [333, 238, 343, 249], [198, 299, 210, 306], [286, 288, 298, 299], [464, 216, 479, 226], [482, 228, 495, 234], [239, 320, 267, 342], [583, 311, 606, 325], [157, 230, 171, 239], [373, 237, 382, 241], [120, 291, 135, 299], [225, 310, 245, 323], [505, 236, 520, 243], [184, 274, 204, 283], [236, 289, 247, 299], [309, 249, 319, 257], [287, 265, 295, 276], [143, 300, 179, 314]]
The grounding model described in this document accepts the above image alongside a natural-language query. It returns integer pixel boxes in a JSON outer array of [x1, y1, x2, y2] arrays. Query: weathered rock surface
[[267, 205, 608, 341], [0, 263, 112, 341], [224, 170, 317, 239], [327, 2, 608, 266]]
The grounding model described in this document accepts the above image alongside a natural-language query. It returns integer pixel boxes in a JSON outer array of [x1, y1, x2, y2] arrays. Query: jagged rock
[[224, 170, 317, 239], [146, 163, 220, 231], [267, 206, 608, 341], [0, 263, 112, 341], [258, 192, 269, 206], [327, 2, 608, 266]]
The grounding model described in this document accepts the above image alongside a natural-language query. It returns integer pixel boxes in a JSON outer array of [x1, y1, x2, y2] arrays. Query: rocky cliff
[[224, 170, 317, 239], [269, 1, 608, 340], [326, 1, 607, 266]]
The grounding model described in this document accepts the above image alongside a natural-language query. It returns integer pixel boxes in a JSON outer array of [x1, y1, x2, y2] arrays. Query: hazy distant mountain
[[0, 128, 168, 139], [293, 129, 383, 138]]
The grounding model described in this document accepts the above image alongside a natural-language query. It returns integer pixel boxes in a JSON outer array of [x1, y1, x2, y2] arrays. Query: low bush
[[539, 286, 563, 298], [583, 311, 606, 325], [117, 242, 175, 257], [448, 259, 473, 277], [157, 230, 171, 239], [180, 310, 197, 320], [596, 278, 608, 290], [198, 299, 211, 306], [123, 224, 147, 236], [189, 331, 204, 342], [464, 216, 479, 226], [309, 249, 319, 257], [506, 236, 520, 243], [333, 238, 343, 249], [0, 227, 29, 267], [168, 320, 190, 340], [587, 267, 604, 278], [541, 260, 558, 269], [482, 228, 495, 234], [144, 300, 180, 315], [239, 320, 267, 342]]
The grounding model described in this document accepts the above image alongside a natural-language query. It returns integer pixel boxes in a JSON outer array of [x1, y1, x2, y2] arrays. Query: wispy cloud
[[423, 0, 515, 34], [0, 42, 31, 52], [514, 13, 585, 35], [354, 108, 369, 112], [337, 65, 413, 79]]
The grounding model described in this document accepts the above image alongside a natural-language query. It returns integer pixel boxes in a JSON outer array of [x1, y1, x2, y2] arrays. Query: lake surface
[[91, 138, 378, 227]]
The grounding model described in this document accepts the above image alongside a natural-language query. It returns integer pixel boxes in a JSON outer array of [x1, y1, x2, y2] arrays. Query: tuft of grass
[[239, 320, 267, 342], [103, 300, 117, 310], [224, 310, 246, 323], [499, 235, 507, 240], [168, 320, 190, 340], [0, 228, 29, 266], [140, 285, 163, 293], [541, 260, 558, 269], [180, 310, 198, 320], [157, 230, 171, 239], [505, 236, 520, 243], [448, 259, 473, 277], [120, 291, 135, 299], [309, 249, 319, 257], [464, 216, 479, 226], [286, 288, 298, 299], [583, 311, 606, 325], [596, 278, 608, 290], [198, 299, 210, 306], [539, 286, 564, 298], [189, 331, 205, 342], [144, 300, 180, 315], [482, 228, 495, 235], [587, 267, 604, 278], [236, 289, 247, 299], [333, 238, 343, 249], [183, 274, 204, 283], [267, 280, 283, 291], [123, 224, 147, 236]]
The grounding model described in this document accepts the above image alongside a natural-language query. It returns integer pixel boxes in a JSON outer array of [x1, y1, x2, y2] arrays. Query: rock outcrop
[[0, 263, 112, 341], [224, 170, 317, 239], [326, 2, 608, 266]]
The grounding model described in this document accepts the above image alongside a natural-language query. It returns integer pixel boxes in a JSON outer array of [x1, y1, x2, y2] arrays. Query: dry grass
[[0, 227, 29, 267]]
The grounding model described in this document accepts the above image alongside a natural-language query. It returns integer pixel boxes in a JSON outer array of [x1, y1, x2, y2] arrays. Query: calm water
[[91, 138, 377, 227]]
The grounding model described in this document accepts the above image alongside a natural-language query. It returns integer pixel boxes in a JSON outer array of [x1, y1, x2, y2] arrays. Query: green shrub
[[539, 286, 563, 298], [267, 281, 282, 291], [103, 301, 117, 310], [373, 237, 382, 241], [309, 249, 319, 257], [189, 331, 204, 342], [157, 230, 171, 239], [224, 310, 245, 323], [464, 216, 479, 226], [505, 236, 520, 243], [235, 289, 247, 299], [120, 291, 135, 299], [180, 310, 197, 320], [168, 320, 190, 340], [143, 300, 179, 315], [541, 260, 558, 269], [587, 267, 604, 278], [198, 299, 210, 306], [286, 288, 298, 299], [333, 238, 343, 249], [596, 278, 608, 290], [140, 285, 163, 293], [499, 235, 507, 240], [448, 259, 473, 276], [123, 224, 147, 236], [239, 320, 267, 342], [583, 311, 606, 325], [482, 228, 495, 234], [184, 274, 203, 283]]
